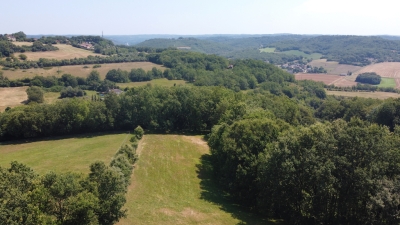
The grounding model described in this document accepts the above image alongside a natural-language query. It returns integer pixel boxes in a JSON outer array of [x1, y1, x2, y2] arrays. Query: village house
[[6, 34, 16, 42]]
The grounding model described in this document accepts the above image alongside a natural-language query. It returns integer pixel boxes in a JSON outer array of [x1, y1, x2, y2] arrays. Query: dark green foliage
[[105, 69, 129, 83], [355, 72, 381, 85], [129, 68, 150, 82], [26, 86, 44, 103], [60, 86, 85, 98]]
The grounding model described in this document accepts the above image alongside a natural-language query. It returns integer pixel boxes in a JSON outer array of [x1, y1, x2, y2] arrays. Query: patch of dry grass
[[2, 62, 165, 80], [0, 87, 28, 112], [21, 44, 103, 61]]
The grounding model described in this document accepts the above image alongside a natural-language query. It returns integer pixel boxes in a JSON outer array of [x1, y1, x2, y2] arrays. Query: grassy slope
[[0, 132, 129, 174], [118, 135, 278, 225], [378, 78, 396, 88]]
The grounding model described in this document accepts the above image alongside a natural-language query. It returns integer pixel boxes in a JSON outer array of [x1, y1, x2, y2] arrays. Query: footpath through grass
[[0, 132, 129, 174], [118, 134, 277, 225]]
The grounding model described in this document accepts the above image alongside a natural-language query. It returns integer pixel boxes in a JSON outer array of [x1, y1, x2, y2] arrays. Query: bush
[[26, 86, 44, 103], [133, 126, 144, 140], [355, 72, 381, 85]]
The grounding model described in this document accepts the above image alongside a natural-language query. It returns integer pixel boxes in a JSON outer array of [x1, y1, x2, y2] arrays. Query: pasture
[[309, 59, 361, 75], [378, 78, 396, 88], [117, 78, 187, 88], [1, 62, 164, 80], [0, 87, 27, 112], [260, 47, 276, 53], [281, 50, 322, 60], [0, 132, 130, 174], [117, 135, 274, 225], [326, 90, 400, 99], [19, 44, 103, 61]]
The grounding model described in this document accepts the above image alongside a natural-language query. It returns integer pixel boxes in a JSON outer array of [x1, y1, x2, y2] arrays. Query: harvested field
[[0, 87, 28, 112], [354, 62, 400, 88], [295, 73, 358, 87], [21, 44, 102, 61], [326, 90, 400, 99], [309, 59, 361, 75], [295, 73, 341, 84], [1, 62, 164, 80]]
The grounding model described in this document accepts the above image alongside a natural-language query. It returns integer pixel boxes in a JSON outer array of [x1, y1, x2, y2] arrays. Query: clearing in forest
[[117, 134, 277, 225], [1, 62, 164, 80], [0, 132, 129, 174], [0, 87, 28, 112]]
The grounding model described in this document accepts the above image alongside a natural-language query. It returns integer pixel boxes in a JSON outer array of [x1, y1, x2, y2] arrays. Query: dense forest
[[270, 35, 400, 66], [2, 43, 400, 224]]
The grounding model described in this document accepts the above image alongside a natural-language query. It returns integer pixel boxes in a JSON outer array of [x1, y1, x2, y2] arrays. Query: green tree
[[26, 86, 44, 103]]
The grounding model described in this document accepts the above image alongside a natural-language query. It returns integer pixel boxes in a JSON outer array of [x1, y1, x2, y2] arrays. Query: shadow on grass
[[196, 154, 284, 225], [0, 131, 130, 146]]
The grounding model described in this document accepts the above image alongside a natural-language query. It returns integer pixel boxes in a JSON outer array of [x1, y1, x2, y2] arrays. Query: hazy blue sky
[[2, 0, 400, 35]]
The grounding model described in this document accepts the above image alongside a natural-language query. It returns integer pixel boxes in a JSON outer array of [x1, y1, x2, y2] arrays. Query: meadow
[[1, 62, 164, 80], [378, 78, 396, 88], [259, 48, 322, 60], [117, 134, 276, 225], [0, 132, 130, 174]]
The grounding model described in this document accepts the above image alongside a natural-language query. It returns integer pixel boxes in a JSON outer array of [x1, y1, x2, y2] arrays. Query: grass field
[[378, 78, 396, 88], [117, 135, 277, 225], [117, 79, 188, 88], [260, 47, 276, 53], [0, 132, 130, 174], [20, 44, 103, 61], [326, 90, 400, 99], [0, 87, 28, 112], [1, 62, 164, 80], [281, 50, 322, 60]]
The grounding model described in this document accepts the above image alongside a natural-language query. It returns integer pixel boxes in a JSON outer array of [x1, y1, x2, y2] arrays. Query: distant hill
[[270, 35, 400, 66]]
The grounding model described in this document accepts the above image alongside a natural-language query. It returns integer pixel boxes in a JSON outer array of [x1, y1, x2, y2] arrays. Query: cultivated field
[[0, 132, 129, 174], [326, 90, 400, 99], [118, 135, 274, 225], [0, 87, 27, 112], [309, 59, 361, 75], [1, 62, 164, 80], [117, 78, 187, 88], [354, 62, 400, 88], [20, 44, 103, 61], [295, 73, 357, 87], [281, 50, 322, 60]]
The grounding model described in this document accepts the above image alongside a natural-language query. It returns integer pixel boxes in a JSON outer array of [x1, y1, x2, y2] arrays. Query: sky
[[2, 0, 400, 35]]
